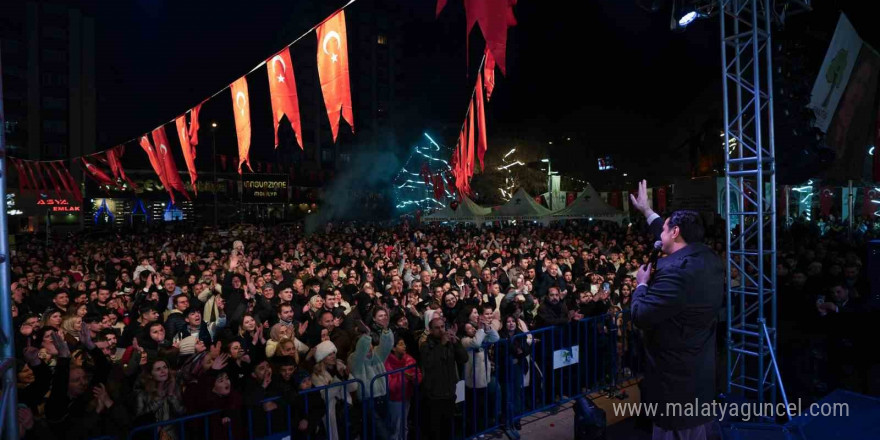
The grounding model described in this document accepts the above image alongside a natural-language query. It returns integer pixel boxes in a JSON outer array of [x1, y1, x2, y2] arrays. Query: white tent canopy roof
[[422, 194, 491, 222], [486, 188, 552, 220], [552, 183, 626, 221]]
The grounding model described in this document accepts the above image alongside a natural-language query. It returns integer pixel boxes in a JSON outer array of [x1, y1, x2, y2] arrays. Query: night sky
[[92, 0, 879, 181]]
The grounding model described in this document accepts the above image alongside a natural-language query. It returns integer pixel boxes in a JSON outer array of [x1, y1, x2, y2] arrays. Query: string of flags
[[8, 2, 357, 203]]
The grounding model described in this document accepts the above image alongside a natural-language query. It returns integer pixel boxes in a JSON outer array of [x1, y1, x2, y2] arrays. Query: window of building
[[377, 35, 387, 45], [43, 119, 67, 134], [321, 149, 334, 162], [339, 153, 351, 163]]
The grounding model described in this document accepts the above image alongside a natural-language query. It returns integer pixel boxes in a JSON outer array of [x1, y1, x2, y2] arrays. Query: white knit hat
[[314, 340, 337, 363]]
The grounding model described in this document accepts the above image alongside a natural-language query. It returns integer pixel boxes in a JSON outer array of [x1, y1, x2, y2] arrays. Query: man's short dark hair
[[174, 295, 189, 307], [667, 211, 705, 244], [184, 306, 201, 318]]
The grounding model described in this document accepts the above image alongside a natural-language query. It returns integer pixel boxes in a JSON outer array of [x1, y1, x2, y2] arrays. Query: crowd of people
[[4, 209, 874, 439]]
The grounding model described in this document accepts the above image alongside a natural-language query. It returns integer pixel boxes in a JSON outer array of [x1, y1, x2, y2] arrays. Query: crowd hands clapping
[[7, 216, 729, 439]]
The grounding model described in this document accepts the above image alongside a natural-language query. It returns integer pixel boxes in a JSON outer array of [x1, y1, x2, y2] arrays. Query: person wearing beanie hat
[[314, 340, 337, 363], [311, 340, 354, 440]]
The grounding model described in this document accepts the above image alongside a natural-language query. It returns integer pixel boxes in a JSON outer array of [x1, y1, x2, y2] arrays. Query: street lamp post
[[211, 123, 218, 227]]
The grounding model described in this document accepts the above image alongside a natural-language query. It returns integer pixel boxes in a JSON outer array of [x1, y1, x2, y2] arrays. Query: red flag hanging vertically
[[43, 162, 63, 197], [457, 129, 467, 193], [467, 100, 475, 182], [267, 163, 273, 173], [819, 187, 834, 217], [188, 103, 202, 146], [106, 145, 137, 190], [864, 188, 879, 217], [484, 49, 496, 101], [56, 162, 82, 202], [420, 163, 431, 185], [231, 77, 253, 173], [436, 0, 448, 16], [450, 149, 460, 194], [317, 11, 354, 142], [31, 162, 49, 194], [475, 72, 488, 171], [140, 134, 169, 189], [656, 186, 667, 213], [81, 157, 116, 187], [465, 0, 517, 75], [11, 159, 31, 192], [152, 125, 190, 202], [47, 162, 72, 196], [874, 98, 880, 181], [267, 47, 304, 149], [176, 115, 199, 195], [219, 155, 228, 171]]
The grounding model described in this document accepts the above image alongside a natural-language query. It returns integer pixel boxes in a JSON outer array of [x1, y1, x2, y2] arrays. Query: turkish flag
[[22, 161, 40, 193], [56, 162, 82, 202], [484, 49, 496, 101], [475, 72, 488, 171], [566, 191, 575, 206], [152, 125, 190, 202], [467, 100, 475, 180], [656, 186, 667, 212], [188, 103, 202, 146], [219, 155, 227, 171], [819, 187, 834, 217], [465, 0, 517, 75], [140, 134, 169, 189], [43, 162, 64, 197], [47, 162, 71, 196], [10, 159, 30, 192], [450, 148, 460, 192], [436, 0, 447, 16], [32, 162, 50, 193], [317, 10, 354, 142], [176, 115, 198, 195], [231, 76, 253, 173], [107, 145, 137, 190], [863, 188, 879, 217], [267, 47, 304, 149], [81, 157, 115, 187], [458, 129, 467, 193]]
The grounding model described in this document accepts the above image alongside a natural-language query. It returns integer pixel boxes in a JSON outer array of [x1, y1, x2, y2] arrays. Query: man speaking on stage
[[629, 180, 724, 440]]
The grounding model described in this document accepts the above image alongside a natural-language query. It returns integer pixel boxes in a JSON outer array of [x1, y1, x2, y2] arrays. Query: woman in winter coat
[[497, 313, 536, 430], [383, 333, 422, 440], [183, 353, 244, 440], [132, 358, 186, 440], [460, 317, 500, 436], [311, 340, 357, 440]]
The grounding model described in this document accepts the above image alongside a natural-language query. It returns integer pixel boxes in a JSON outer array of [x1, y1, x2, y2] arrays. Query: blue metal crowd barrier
[[126, 408, 232, 440], [88, 311, 643, 440]]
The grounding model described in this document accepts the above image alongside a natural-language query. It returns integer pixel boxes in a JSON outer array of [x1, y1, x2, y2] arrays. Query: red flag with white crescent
[[317, 10, 354, 142], [152, 125, 190, 202], [81, 157, 115, 187], [188, 103, 202, 146], [231, 76, 253, 173], [176, 115, 198, 195], [140, 134, 168, 189], [267, 47, 304, 149], [476, 72, 488, 171]]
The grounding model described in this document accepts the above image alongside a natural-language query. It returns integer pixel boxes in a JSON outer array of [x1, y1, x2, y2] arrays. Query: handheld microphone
[[647, 240, 662, 268]]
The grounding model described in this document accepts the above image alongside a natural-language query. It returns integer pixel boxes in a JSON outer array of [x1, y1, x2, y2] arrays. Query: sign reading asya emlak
[[37, 199, 81, 212]]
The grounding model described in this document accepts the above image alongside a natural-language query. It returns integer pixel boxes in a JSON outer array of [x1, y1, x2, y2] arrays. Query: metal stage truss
[[720, 0, 810, 410]]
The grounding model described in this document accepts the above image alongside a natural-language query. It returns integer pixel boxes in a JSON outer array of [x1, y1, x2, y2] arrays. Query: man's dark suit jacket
[[632, 216, 723, 430]]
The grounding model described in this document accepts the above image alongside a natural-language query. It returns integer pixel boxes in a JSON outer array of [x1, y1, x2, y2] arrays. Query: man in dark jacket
[[420, 317, 468, 440], [535, 287, 570, 329], [630, 180, 723, 439]]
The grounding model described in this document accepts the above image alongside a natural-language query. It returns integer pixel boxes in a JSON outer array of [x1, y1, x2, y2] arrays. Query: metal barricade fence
[[126, 408, 232, 440], [369, 364, 421, 440], [91, 312, 643, 440]]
